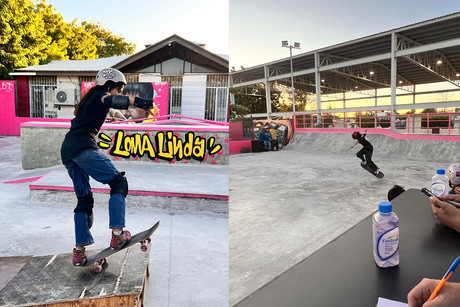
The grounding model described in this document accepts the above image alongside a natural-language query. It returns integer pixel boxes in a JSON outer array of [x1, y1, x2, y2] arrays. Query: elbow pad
[[133, 97, 154, 110], [104, 95, 130, 109]]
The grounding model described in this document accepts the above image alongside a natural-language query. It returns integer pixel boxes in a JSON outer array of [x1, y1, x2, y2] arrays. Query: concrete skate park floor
[[229, 132, 457, 306], [0, 136, 228, 307]]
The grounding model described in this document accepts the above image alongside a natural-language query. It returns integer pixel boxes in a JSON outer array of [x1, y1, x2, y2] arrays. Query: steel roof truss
[[398, 34, 460, 88], [321, 53, 413, 90]]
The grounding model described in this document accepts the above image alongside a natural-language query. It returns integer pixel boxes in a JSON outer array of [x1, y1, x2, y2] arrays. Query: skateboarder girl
[[351, 129, 380, 174], [60, 68, 153, 266]]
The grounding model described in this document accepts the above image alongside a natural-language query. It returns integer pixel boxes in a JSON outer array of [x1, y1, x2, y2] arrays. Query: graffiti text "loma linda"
[[98, 130, 222, 162]]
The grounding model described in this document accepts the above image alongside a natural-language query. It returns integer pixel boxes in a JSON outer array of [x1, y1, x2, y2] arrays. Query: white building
[[11, 35, 229, 122]]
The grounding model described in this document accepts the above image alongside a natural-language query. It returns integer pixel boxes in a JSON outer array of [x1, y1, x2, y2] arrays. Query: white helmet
[[448, 163, 460, 186], [96, 68, 126, 86]]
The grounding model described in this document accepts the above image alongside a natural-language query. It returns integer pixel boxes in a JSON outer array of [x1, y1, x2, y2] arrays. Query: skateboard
[[81, 221, 160, 273], [361, 161, 384, 179]]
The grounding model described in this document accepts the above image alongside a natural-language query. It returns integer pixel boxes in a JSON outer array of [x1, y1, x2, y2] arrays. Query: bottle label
[[376, 227, 399, 261], [432, 181, 447, 196]]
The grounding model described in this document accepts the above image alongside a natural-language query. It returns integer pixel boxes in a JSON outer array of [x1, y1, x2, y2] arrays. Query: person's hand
[[454, 186, 460, 195], [437, 193, 460, 203], [408, 278, 460, 307], [430, 196, 460, 232]]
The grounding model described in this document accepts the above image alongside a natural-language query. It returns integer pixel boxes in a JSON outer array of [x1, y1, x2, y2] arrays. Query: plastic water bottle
[[432, 168, 449, 197], [372, 201, 399, 268]]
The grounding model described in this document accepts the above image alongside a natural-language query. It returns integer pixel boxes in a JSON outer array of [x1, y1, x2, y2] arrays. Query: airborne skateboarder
[[60, 68, 154, 266], [351, 129, 381, 176]]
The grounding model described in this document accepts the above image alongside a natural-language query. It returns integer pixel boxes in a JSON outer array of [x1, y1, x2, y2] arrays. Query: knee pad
[[74, 193, 94, 216], [108, 171, 128, 197]]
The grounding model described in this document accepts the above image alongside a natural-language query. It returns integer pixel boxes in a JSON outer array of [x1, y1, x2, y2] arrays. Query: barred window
[[205, 74, 229, 122], [162, 76, 183, 115], [29, 76, 57, 118]]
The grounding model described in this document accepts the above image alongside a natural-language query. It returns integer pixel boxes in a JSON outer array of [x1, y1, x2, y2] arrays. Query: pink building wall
[[0, 80, 69, 136]]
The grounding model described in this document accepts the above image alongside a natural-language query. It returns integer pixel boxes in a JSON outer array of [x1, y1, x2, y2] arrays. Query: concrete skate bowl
[[288, 129, 460, 163]]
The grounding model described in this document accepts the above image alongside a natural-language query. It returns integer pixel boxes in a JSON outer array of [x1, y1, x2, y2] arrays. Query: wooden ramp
[[0, 244, 151, 307]]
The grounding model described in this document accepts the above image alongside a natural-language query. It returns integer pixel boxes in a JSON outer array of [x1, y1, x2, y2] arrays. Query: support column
[[264, 65, 272, 119], [315, 52, 322, 126], [390, 32, 397, 128]]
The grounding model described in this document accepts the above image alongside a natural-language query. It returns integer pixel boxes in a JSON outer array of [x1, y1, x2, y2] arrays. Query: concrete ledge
[[29, 169, 229, 214], [21, 121, 229, 170], [229, 140, 251, 154], [30, 189, 229, 215]]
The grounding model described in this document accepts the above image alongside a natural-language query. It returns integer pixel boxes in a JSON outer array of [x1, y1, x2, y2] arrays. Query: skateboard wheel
[[141, 244, 148, 252], [147, 237, 151, 243], [94, 265, 102, 273]]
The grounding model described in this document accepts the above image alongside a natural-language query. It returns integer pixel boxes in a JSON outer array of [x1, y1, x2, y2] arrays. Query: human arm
[[101, 95, 153, 110], [430, 195, 460, 233], [101, 95, 134, 109], [351, 140, 359, 148], [407, 278, 460, 307]]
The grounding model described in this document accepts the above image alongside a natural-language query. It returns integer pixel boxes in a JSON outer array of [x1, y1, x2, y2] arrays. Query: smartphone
[[421, 188, 460, 208]]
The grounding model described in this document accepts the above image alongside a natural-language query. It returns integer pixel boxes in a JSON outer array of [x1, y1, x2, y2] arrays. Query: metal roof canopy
[[230, 12, 460, 97]]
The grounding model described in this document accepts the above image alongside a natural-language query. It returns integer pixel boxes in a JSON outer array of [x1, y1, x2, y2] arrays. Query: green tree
[[35, 0, 72, 62], [82, 21, 136, 57], [0, 0, 50, 79], [67, 19, 99, 60], [230, 86, 267, 117], [229, 103, 251, 120]]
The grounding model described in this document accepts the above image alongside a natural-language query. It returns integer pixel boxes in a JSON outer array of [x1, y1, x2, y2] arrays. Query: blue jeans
[[264, 140, 270, 150], [64, 149, 126, 247]]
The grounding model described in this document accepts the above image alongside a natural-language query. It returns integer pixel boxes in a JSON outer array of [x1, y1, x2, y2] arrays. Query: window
[[205, 74, 229, 122], [162, 76, 183, 115], [29, 76, 57, 118]]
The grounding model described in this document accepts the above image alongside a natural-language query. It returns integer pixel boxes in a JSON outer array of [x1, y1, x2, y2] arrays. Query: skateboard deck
[[81, 221, 160, 272], [361, 162, 384, 179]]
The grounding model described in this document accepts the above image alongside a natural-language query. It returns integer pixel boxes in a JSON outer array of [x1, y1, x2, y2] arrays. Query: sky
[[45, 0, 229, 56], [40, 0, 460, 72], [229, 0, 460, 70]]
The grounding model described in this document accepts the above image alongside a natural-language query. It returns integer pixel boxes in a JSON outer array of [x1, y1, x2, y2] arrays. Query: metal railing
[[295, 112, 460, 135]]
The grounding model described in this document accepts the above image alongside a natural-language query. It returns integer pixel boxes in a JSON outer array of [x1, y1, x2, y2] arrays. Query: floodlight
[[281, 40, 289, 47]]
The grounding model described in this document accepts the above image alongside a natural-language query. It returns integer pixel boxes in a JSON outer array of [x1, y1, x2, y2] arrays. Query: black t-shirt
[[60, 90, 109, 164], [357, 133, 373, 150]]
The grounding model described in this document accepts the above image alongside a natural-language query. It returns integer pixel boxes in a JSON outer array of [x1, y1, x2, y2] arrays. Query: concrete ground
[[229, 132, 455, 306], [0, 136, 228, 307]]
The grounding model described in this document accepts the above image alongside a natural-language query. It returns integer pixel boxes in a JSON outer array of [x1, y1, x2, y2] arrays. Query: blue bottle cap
[[437, 169, 446, 175], [379, 201, 392, 213]]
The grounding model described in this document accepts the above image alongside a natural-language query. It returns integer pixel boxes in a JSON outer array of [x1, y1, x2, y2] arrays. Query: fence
[[295, 112, 460, 135]]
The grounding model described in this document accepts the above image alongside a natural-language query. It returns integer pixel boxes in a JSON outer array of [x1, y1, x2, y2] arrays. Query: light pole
[[282, 40, 301, 115]]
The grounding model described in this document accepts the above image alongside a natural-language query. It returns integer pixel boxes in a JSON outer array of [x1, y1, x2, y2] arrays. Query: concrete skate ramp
[[289, 130, 460, 163]]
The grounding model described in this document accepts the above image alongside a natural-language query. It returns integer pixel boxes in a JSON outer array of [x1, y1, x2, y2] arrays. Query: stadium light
[[282, 41, 301, 114]]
